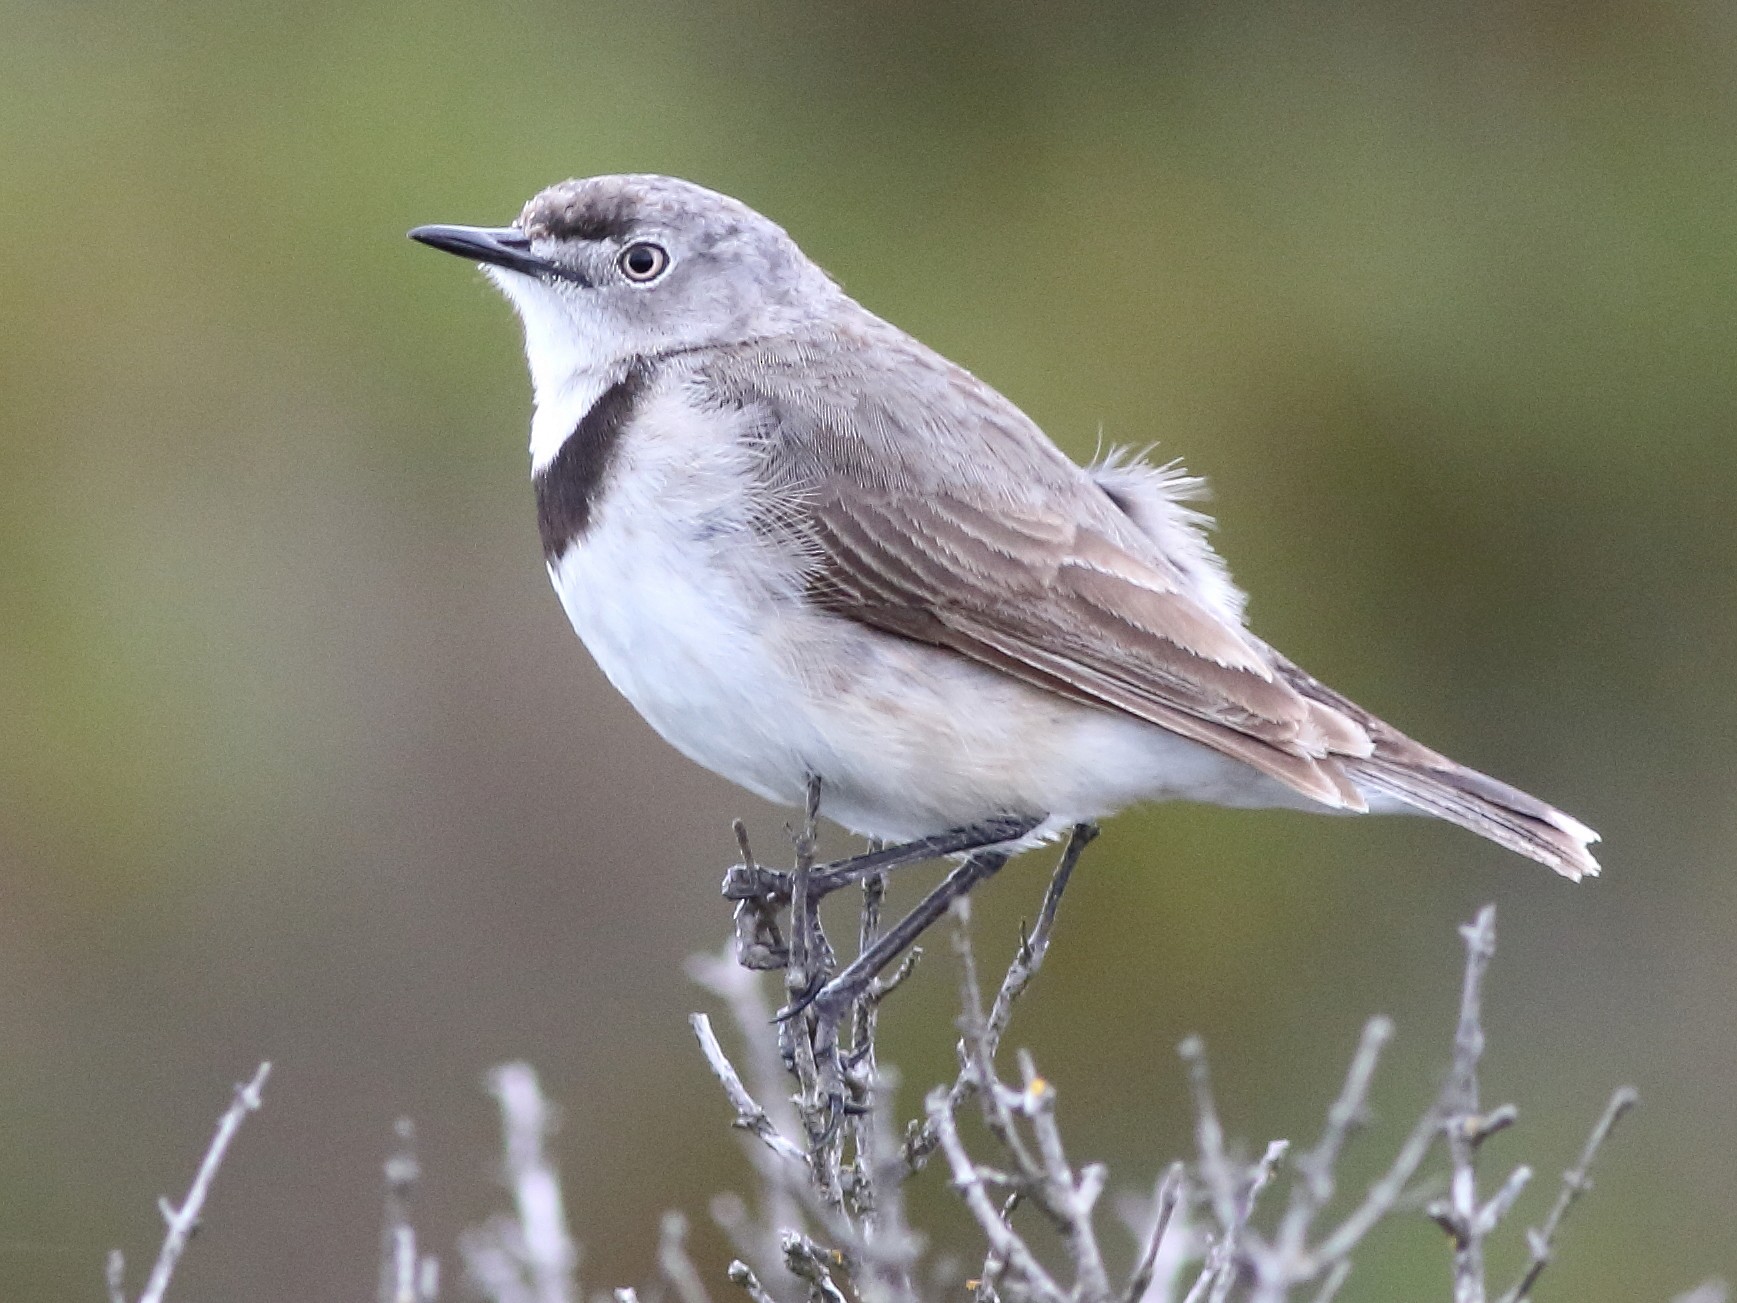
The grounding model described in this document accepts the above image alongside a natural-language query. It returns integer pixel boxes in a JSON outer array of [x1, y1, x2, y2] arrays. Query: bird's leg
[[793, 845, 1019, 1128], [779, 844, 1017, 1023], [754, 814, 1042, 1014], [722, 814, 1043, 911]]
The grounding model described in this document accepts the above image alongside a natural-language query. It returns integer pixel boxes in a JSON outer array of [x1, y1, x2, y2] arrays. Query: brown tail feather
[[1273, 657, 1600, 880], [1340, 755, 1600, 880]]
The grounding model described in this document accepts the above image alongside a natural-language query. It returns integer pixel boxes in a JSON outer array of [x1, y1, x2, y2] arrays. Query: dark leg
[[790, 844, 1020, 1130], [727, 796, 1045, 1125], [723, 813, 1041, 905], [788, 844, 1017, 1022]]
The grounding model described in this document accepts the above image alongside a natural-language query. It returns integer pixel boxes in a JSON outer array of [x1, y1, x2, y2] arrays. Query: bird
[[409, 174, 1599, 891]]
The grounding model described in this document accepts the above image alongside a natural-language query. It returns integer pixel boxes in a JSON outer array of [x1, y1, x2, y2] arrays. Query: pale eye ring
[[618, 241, 670, 282]]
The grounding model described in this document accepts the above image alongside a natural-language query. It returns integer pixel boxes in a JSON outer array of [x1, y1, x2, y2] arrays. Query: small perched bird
[[411, 174, 1599, 882]]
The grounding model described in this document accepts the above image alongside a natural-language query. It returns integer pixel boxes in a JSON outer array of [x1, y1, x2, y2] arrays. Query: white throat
[[487, 267, 621, 474], [529, 370, 614, 473]]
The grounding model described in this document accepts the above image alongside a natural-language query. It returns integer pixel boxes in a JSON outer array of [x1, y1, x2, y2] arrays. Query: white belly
[[548, 517, 1305, 842], [542, 388, 1308, 839], [548, 519, 831, 812]]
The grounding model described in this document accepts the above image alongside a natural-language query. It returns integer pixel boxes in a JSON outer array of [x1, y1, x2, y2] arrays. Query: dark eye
[[618, 241, 670, 282]]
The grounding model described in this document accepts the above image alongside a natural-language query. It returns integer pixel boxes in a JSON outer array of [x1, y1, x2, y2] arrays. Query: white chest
[[542, 393, 825, 807]]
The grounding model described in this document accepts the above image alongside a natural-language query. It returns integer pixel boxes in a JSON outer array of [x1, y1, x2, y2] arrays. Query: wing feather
[[804, 487, 1372, 810], [693, 327, 1597, 874]]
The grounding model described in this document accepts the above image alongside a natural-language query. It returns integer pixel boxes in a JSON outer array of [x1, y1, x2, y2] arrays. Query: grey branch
[[461, 1062, 581, 1303], [1431, 906, 1525, 1303], [928, 1086, 1067, 1303], [1496, 1085, 1639, 1303], [108, 1061, 271, 1303], [661, 1212, 716, 1303], [729, 1261, 785, 1303], [692, 1012, 808, 1165], [782, 1231, 851, 1303], [906, 825, 1096, 1170], [677, 825, 1658, 1303], [1123, 1163, 1184, 1303], [380, 1118, 441, 1303]]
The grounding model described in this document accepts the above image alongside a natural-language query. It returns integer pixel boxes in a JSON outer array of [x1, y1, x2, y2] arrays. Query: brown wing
[[702, 323, 1597, 877], [801, 484, 1376, 810]]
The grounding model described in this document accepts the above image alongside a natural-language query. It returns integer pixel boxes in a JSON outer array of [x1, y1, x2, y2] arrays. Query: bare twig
[[1497, 1085, 1639, 1303], [852, 1066, 922, 1303], [660, 1212, 715, 1303], [986, 823, 1097, 1044], [928, 1086, 1067, 1303], [108, 1062, 271, 1303], [1295, 1017, 1395, 1209], [689, 951, 809, 1284], [906, 829, 1092, 1170], [1018, 1050, 1113, 1303], [692, 1013, 808, 1165], [1177, 1037, 1242, 1250], [462, 1063, 579, 1303], [686, 822, 1649, 1303], [1249, 1016, 1396, 1299], [728, 1260, 784, 1303], [1309, 1093, 1441, 1263], [1123, 1163, 1185, 1303], [1430, 906, 1515, 1303], [380, 1118, 441, 1303], [782, 1231, 850, 1303], [1308, 1260, 1352, 1303]]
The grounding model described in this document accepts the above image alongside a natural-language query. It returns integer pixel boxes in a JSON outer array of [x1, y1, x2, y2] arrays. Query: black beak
[[408, 223, 555, 277]]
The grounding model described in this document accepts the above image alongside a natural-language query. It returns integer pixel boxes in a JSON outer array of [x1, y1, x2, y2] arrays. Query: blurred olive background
[[2, 0, 1734, 1297]]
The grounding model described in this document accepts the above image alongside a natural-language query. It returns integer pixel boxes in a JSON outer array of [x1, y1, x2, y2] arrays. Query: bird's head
[[411, 174, 839, 409]]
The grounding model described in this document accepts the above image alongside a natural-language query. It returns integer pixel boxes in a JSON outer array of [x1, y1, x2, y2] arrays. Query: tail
[[1278, 661, 1601, 881], [1341, 754, 1600, 881]]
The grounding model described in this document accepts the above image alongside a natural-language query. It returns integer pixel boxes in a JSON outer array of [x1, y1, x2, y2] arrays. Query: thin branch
[[1311, 1086, 1442, 1262], [782, 1231, 850, 1303], [1250, 1016, 1395, 1298], [986, 823, 1098, 1044], [906, 830, 1091, 1170], [119, 1061, 271, 1303], [1017, 1050, 1112, 1303], [952, 899, 1040, 1184], [927, 1087, 1067, 1303], [727, 1261, 784, 1303], [659, 1212, 715, 1303], [1123, 1163, 1185, 1303], [691, 1013, 808, 1165], [973, 1190, 1022, 1303], [1296, 1016, 1395, 1208], [488, 1063, 580, 1303], [1177, 1037, 1241, 1243], [1309, 1260, 1352, 1303], [688, 947, 807, 1263], [1497, 1086, 1639, 1303], [380, 1118, 441, 1303], [1436, 906, 1503, 1303]]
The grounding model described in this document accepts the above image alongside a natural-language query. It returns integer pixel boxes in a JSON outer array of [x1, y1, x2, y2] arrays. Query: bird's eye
[[618, 241, 670, 282]]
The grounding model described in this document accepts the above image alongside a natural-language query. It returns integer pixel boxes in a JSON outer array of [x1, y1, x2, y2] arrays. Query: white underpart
[[542, 387, 1317, 842]]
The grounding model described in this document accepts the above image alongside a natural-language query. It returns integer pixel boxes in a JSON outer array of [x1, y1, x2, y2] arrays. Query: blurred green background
[[2, 0, 1734, 1297]]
